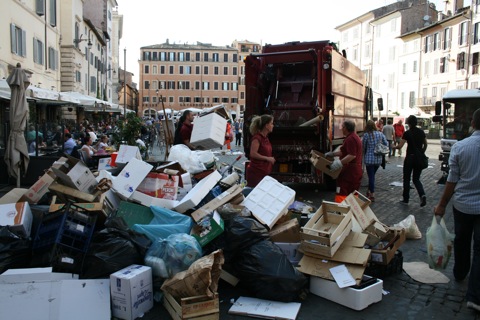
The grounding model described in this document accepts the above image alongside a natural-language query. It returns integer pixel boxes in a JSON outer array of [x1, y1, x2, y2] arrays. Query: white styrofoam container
[[174, 170, 222, 213], [110, 265, 153, 320], [190, 112, 228, 149], [242, 176, 295, 229], [309, 275, 383, 311]]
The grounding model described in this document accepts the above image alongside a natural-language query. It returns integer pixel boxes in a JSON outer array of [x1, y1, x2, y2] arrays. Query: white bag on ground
[[394, 214, 422, 239], [167, 144, 206, 174], [426, 216, 454, 270]]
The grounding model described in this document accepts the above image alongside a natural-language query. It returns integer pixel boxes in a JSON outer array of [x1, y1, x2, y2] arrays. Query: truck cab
[[433, 89, 479, 180]]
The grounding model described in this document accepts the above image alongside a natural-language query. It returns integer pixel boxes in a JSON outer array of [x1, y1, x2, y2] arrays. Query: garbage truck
[[433, 89, 480, 182], [243, 40, 374, 184]]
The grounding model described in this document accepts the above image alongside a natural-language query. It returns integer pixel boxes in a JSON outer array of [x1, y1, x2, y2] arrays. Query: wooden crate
[[300, 201, 352, 257], [163, 292, 219, 320]]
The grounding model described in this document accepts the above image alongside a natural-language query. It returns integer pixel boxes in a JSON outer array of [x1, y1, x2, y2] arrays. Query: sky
[[116, 0, 445, 83]]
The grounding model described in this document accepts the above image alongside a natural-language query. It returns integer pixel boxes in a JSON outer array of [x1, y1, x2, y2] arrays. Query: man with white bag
[[434, 109, 480, 313]]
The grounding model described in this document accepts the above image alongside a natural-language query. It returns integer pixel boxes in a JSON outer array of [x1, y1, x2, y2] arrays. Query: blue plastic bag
[[132, 206, 194, 242], [145, 233, 202, 278]]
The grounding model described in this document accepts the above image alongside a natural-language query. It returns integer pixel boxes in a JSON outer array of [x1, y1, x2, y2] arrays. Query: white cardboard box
[[310, 275, 383, 311], [110, 264, 153, 320], [0, 268, 109, 320], [242, 176, 295, 229], [98, 157, 113, 170], [116, 145, 142, 166], [0, 202, 33, 237], [130, 191, 178, 210], [51, 156, 97, 193], [174, 170, 222, 213], [274, 242, 303, 266], [112, 158, 153, 200], [190, 112, 228, 149]]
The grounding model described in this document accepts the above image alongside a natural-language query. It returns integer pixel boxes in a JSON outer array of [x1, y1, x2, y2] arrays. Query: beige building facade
[[138, 40, 261, 119]]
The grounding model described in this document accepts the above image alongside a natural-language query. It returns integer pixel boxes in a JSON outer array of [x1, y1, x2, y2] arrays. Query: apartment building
[[0, 0, 123, 125], [138, 40, 261, 119], [336, 0, 440, 117]]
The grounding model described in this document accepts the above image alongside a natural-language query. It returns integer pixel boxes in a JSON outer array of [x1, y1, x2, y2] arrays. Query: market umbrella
[[4, 63, 30, 187]]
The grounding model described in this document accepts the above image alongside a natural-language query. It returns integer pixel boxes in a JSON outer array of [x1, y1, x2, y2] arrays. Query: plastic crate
[[365, 250, 403, 279], [32, 210, 67, 250], [31, 203, 97, 273]]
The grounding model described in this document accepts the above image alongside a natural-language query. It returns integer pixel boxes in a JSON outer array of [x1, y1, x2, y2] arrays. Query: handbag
[[413, 148, 429, 169], [374, 142, 389, 155]]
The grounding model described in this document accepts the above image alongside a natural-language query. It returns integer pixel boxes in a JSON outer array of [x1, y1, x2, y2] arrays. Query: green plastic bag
[[426, 216, 454, 270]]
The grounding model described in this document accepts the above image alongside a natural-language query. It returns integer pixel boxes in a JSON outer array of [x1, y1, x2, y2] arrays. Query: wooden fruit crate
[[163, 292, 219, 320]]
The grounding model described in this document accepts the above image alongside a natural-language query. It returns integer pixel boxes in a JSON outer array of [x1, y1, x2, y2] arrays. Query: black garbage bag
[[223, 216, 269, 258], [232, 240, 308, 302], [0, 227, 31, 274], [202, 215, 270, 260], [81, 217, 152, 279]]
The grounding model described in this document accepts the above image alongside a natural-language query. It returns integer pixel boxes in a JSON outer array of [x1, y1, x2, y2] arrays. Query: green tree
[[113, 112, 143, 148]]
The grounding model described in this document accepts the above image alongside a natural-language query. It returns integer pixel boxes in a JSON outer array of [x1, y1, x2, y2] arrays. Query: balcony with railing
[[416, 97, 436, 107]]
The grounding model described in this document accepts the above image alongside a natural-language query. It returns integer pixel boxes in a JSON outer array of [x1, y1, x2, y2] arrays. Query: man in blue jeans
[[434, 109, 480, 313]]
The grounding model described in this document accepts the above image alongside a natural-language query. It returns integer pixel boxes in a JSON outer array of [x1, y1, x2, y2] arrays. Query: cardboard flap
[[297, 255, 365, 285], [191, 184, 243, 222]]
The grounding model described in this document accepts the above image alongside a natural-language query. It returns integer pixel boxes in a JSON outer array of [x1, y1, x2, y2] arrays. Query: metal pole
[[123, 47, 127, 118]]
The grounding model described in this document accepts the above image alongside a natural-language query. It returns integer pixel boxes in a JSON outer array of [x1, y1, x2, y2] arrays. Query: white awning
[[60, 91, 109, 107]]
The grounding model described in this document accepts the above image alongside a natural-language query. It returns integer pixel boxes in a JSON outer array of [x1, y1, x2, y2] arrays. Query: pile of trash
[[0, 142, 410, 319]]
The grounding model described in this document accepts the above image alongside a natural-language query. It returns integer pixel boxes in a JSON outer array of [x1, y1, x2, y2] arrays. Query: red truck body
[[243, 41, 369, 184]]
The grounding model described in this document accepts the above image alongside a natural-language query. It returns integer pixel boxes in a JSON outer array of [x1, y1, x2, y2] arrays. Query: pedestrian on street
[[234, 119, 242, 146], [376, 119, 384, 132], [393, 119, 405, 156], [433, 109, 480, 313], [362, 120, 388, 202], [325, 120, 363, 203], [246, 114, 275, 188], [382, 119, 395, 157], [393, 115, 427, 206]]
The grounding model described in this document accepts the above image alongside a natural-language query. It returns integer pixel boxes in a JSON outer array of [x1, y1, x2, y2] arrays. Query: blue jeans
[[365, 164, 380, 193], [453, 206, 480, 304], [402, 155, 425, 202]]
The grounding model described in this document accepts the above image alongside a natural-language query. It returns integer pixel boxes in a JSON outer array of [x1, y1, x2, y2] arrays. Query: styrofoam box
[[310, 275, 383, 311], [242, 176, 295, 229], [190, 112, 228, 149], [110, 264, 153, 320]]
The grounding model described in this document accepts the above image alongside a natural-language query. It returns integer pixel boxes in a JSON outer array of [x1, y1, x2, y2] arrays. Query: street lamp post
[[123, 47, 127, 118], [156, 89, 159, 120]]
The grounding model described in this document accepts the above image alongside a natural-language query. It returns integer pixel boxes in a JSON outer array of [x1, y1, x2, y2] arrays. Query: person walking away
[[393, 115, 427, 206], [325, 120, 363, 203], [382, 120, 395, 157], [393, 119, 405, 156], [234, 119, 242, 146], [173, 110, 196, 150], [362, 120, 388, 201], [434, 109, 480, 313], [246, 115, 275, 188]]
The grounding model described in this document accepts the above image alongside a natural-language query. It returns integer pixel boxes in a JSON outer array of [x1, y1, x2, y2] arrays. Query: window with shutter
[[49, 0, 57, 27], [36, 0, 45, 16]]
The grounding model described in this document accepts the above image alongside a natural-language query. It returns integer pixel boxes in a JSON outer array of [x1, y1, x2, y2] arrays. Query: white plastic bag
[[167, 144, 206, 174], [426, 216, 454, 270], [393, 214, 422, 239]]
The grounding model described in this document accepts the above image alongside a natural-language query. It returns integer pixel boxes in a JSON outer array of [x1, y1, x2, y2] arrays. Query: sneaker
[[399, 200, 409, 205], [467, 301, 480, 312], [420, 195, 427, 207]]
